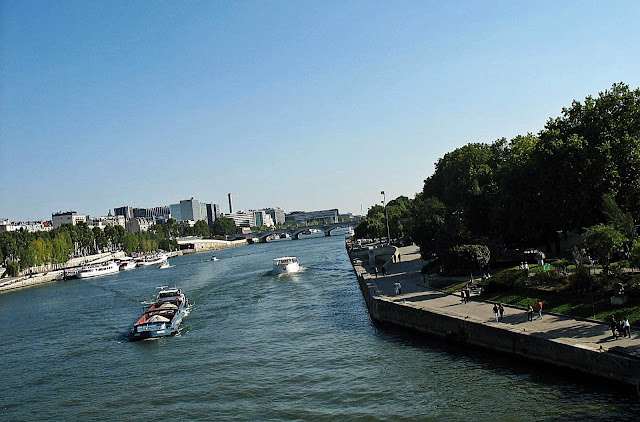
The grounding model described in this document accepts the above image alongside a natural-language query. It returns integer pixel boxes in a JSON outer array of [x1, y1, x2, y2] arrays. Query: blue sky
[[2, 1, 639, 221]]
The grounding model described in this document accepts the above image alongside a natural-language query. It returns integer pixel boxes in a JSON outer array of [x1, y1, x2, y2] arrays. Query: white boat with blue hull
[[129, 287, 189, 341]]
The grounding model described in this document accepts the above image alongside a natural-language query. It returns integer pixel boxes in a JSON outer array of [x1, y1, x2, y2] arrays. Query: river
[[1, 236, 638, 421]]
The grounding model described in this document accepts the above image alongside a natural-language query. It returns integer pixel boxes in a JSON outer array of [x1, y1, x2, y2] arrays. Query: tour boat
[[272, 257, 300, 274], [298, 228, 325, 239], [136, 253, 168, 267], [119, 260, 137, 271], [265, 233, 292, 242], [129, 287, 189, 341], [76, 261, 119, 279]]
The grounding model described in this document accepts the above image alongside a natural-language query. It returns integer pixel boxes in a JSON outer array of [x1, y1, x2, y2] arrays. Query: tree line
[[356, 83, 640, 273], [0, 217, 240, 277]]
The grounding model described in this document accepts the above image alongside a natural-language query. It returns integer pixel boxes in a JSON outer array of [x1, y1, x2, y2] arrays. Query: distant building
[[52, 211, 88, 228], [285, 209, 339, 225], [114, 206, 134, 220], [206, 203, 220, 227], [169, 198, 210, 223], [264, 207, 285, 225], [0, 219, 53, 233], [133, 206, 171, 220], [127, 217, 155, 233], [224, 209, 275, 228], [224, 210, 255, 227], [87, 215, 126, 229], [254, 210, 274, 228]]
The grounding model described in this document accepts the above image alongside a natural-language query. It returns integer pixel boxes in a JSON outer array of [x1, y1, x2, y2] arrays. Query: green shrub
[[5, 260, 20, 277], [569, 265, 594, 293], [483, 268, 528, 293]]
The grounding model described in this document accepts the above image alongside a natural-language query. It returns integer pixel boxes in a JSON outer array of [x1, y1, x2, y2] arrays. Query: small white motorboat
[[211, 256, 219, 261], [158, 260, 170, 270], [272, 257, 300, 274]]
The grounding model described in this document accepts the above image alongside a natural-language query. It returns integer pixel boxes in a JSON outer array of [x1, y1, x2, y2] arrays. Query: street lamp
[[381, 191, 391, 245]]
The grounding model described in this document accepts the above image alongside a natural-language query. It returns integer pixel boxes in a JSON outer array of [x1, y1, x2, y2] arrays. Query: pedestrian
[[499, 303, 504, 322], [395, 281, 400, 295], [527, 304, 533, 322], [397, 281, 402, 294], [493, 303, 499, 322], [610, 316, 618, 339], [381, 266, 386, 276], [465, 288, 470, 304], [373, 267, 378, 278], [461, 289, 465, 304], [623, 317, 631, 338], [537, 300, 543, 319], [398, 254, 402, 262]]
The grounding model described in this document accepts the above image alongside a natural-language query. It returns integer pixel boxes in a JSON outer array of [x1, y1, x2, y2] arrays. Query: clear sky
[[2, 1, 639, 221]]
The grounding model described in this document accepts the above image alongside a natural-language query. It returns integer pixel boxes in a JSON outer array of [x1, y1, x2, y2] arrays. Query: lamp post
[[381, 191, 391, 245]]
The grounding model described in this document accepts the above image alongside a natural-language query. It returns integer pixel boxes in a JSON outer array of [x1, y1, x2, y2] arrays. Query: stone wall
[[352, 262, 640, 390]]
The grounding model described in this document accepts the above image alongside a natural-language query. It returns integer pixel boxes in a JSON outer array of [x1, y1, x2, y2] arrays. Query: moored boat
[[330, 226, 354, 236], [129, 287, 189, 341], [76, 261, 119, 279], [298, 228, 325, 239], [136, 253, 168, 267], [265, 233, 292, 242], [119, 259, 137, 271], [272, 257, 300, 274]]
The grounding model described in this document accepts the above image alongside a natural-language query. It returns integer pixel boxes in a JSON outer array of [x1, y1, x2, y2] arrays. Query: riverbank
[[347, 241, 640, 392], [0, 250, 188, 294]]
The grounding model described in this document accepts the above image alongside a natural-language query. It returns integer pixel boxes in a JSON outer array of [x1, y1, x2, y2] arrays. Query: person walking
[[493, 303, 499, 322], [381, 266, 386, 276], [461, 289, 466, 304], [397, 281, 402, 294], [537, 301, 543, 319], [623, 317, 631, 338], [499, 303, 505, 322], [465, 288, 470, 304], [373, 267, 378, 278], [527, 304, 533, 322], [610, 316, 618, 339], [395, 281, 400, 295]]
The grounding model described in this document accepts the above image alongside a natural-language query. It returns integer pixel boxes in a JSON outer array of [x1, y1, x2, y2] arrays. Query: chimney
[[228, 193, 233, 214]]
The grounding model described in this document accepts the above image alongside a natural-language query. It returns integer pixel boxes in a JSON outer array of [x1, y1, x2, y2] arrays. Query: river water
[[1, 236, 638, 421]]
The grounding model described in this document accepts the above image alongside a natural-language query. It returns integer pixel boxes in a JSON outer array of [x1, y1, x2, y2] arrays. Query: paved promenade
[[359, 244, 640, 358]]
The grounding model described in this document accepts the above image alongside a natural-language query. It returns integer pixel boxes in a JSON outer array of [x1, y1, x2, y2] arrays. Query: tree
[[93, 227, 107, 253], [450, 244, 490, 273], [583, 224, 627, 275], [630, 240, 640, 271], [52, 232, 73, 264], [602, 194, 636, 239], [123, 233, 139, 255], [211, 218, 237, 237], [194, 220, 210, 238]]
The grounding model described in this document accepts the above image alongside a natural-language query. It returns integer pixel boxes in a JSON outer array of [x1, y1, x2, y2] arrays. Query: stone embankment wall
[[180, 239, 248, 254], [350, 253, 640, 391]]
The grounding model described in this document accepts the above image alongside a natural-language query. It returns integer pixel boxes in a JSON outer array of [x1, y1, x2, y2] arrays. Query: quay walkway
[[349, 243, 640, 391]]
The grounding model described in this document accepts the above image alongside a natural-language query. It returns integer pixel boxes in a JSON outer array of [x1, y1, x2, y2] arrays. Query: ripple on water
[[1, 237, 639, 421]]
